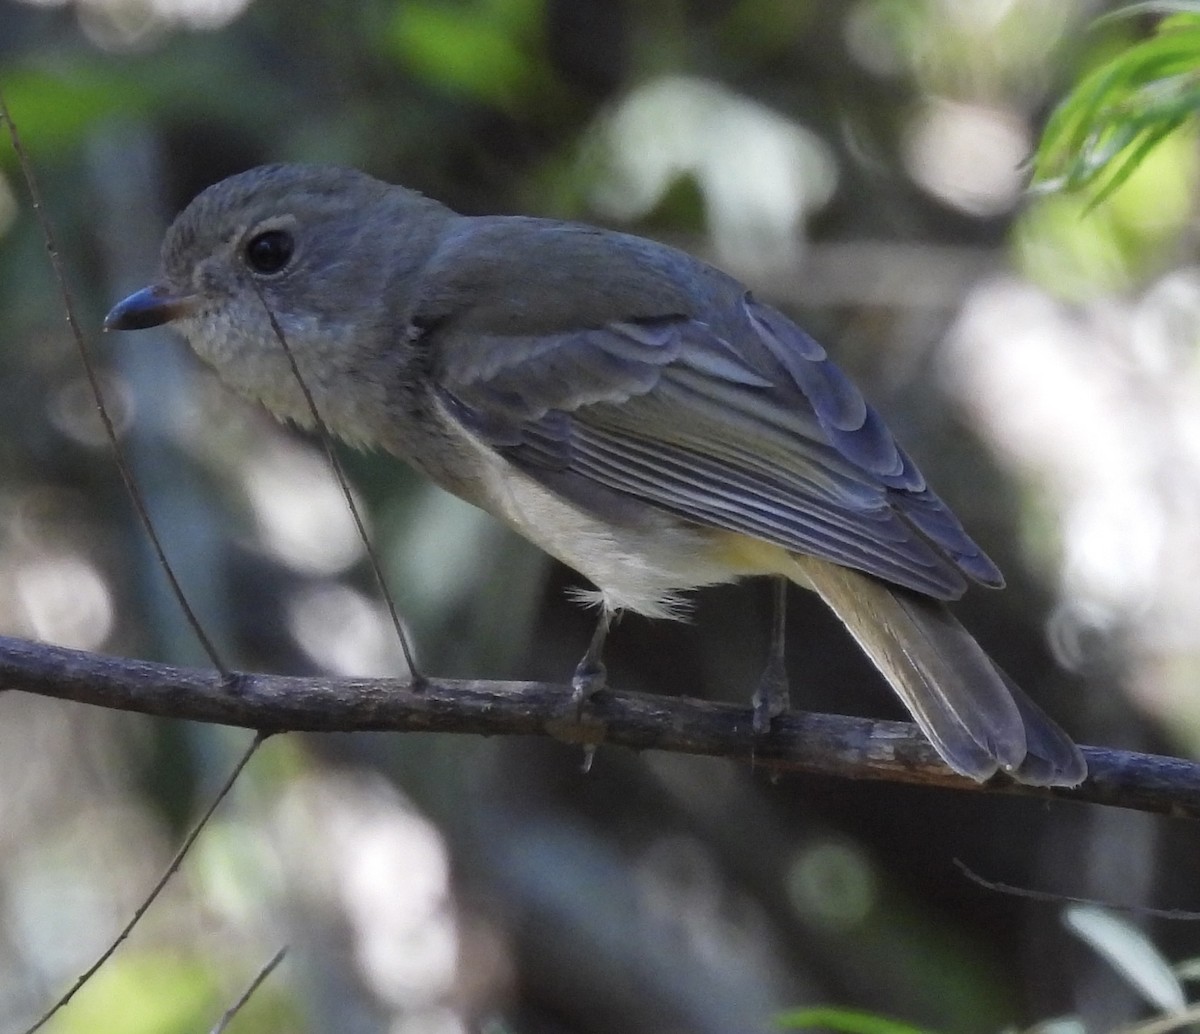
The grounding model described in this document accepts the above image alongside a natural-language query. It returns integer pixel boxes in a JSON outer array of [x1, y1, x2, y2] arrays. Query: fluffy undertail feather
[[790, 555, 1087, 787]]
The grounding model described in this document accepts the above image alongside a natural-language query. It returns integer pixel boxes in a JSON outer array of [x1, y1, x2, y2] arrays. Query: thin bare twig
[[249, 281, 422, 682], [1, 87, 269, 1031], [1, 89, 266, 1032], [20, 732, 266, 1034], [0, 85, 228, 678], [209, 946, 288, 1034], [953, 859, 1200, 919]]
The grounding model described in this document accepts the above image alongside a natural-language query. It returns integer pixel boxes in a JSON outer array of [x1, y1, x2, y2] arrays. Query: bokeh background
[[3, 1, 1200, 1032]]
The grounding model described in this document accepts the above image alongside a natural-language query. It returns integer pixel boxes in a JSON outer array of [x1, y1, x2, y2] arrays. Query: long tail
[[791, 556, 1087, 787]]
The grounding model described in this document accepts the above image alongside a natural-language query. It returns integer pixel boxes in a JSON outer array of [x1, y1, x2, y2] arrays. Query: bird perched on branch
[[106, 163, 1086, 787]]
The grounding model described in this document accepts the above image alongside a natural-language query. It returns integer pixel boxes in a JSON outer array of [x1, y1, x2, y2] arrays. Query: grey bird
[[105, 163, 1087, 787]]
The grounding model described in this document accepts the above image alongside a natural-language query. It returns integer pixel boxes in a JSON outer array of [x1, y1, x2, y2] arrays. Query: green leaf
[[1095, 2, 1200, 23], [775, 1007, 943, 1034], [1033, 9, 1200, 205], [1082, 112, 1187, 208], [1014, 123, 1197, 298]]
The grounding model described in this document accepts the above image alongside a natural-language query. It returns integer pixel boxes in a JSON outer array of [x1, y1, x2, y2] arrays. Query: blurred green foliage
[[54, 952, 294, 1034], [1016, 5, 1200, 296], [777, 1007, 940, 1034], [0, 67, 149, 157], [389, 0, 550, 109], [1015, 123, 1198, 297], [1033, 5, 1200, 205]]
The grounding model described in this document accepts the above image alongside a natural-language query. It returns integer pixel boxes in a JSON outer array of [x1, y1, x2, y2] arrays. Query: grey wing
[[434, 294, 1002, 601]]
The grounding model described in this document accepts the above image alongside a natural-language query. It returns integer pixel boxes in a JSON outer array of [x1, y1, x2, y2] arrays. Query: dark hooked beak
[[103, 284, 199, 331]]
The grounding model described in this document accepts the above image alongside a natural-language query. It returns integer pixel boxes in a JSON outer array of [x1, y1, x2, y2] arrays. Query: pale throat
[[177, 311, 392, 449]]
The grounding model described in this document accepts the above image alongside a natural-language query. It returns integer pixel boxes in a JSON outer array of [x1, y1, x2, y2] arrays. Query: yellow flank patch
[[705, 530, 795, 575]]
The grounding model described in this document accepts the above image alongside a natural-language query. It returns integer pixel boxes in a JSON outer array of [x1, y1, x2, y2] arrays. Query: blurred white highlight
[[589, 75, 837, 276], [242, 438, 366, 575], [15, 0, 251, 44], [15, 554, 114, 650], [277, 773, 465, 1019], [946, 270, 1200, 732], [287, 583, 412, 677], [905, 99, 1029, 216]]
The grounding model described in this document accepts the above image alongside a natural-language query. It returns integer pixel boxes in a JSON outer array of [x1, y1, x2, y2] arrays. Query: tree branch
[[1, 634, 1195, 818]]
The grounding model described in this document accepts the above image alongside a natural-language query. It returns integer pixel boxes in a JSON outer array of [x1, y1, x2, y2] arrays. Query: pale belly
[[463, 437, 798, 619]]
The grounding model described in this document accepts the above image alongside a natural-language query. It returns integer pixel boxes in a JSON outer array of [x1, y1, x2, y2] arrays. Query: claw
[[752, 655, 790, 733], [570, 608, 613, 717], [570, 655, 607, 716]]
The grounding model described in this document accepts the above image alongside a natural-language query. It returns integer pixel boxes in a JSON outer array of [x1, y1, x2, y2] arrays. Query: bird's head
[[104, 163, 449, 434]]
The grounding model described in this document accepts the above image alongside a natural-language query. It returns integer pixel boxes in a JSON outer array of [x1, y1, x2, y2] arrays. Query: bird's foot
[[570, 657, 607, 718], [752, 656, 790, 734]]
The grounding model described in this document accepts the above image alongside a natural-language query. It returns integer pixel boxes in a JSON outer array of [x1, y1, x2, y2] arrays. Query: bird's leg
[[752, 576, 790, 733], [571, 607, 613, 712]]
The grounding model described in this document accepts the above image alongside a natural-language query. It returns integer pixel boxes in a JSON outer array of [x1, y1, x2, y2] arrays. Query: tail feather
[[791, 556, 1086, 787], [999, 668, 1088, 786]]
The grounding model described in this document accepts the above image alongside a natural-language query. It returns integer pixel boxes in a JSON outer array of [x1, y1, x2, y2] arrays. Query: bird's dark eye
[[243, 229, 294, 274]]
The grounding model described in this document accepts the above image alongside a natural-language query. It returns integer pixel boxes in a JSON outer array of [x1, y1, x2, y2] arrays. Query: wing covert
[[433, 298, 1001, 599]]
